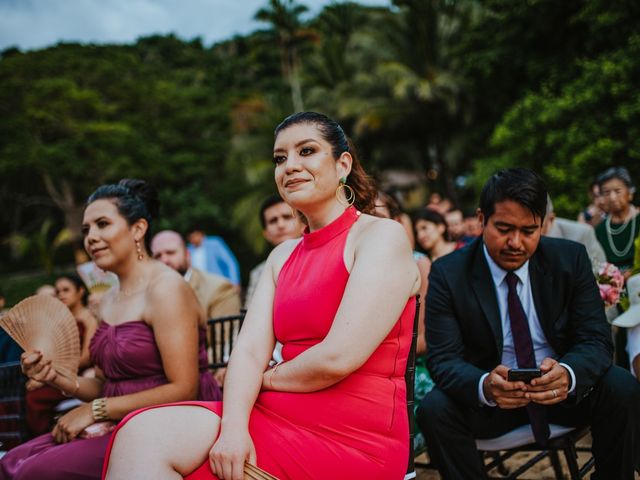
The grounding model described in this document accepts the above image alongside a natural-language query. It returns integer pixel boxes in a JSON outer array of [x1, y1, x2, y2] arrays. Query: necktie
[[506, 271, 550, 446]]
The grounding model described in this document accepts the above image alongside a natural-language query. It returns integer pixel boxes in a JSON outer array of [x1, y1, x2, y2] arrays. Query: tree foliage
[[0, 0, 638, 278]]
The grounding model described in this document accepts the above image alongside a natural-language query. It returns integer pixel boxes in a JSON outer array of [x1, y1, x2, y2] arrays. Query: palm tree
[[254, 0, 315, 112]]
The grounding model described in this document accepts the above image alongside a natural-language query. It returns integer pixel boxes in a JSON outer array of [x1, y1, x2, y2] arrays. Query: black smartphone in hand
[[507, 368, 542, 383]]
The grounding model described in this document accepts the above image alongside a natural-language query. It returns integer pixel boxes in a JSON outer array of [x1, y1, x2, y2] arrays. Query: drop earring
[[135, 239, 143, 261], [335, 177, 355, 207]]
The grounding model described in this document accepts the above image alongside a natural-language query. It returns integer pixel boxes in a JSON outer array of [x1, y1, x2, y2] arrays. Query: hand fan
[[244, 462, 278, 480], [0, 295, 80, 379]]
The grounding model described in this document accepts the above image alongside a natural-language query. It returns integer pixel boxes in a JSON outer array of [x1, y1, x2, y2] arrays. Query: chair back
[[405, 295, 420, 479], [207, 311, 246, 370], [0, 361, 28, 450]]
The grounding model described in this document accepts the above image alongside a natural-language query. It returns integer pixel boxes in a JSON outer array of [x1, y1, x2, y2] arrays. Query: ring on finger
[[552, 389, 558, 398]]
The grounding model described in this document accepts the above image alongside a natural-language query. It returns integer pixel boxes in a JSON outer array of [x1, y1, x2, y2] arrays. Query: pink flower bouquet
[[597, 262, 625, 307]]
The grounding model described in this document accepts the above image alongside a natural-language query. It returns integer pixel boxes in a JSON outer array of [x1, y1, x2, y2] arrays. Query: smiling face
[[55, 278, 84, 309], [82, 199, 144, 271], [480, 200, 542, 271], [273, 123, 351, 213]]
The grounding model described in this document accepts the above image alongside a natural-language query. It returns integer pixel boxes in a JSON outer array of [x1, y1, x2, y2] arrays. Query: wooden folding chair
[[207, 312, 246, 370], [0, 361, 29, 452]]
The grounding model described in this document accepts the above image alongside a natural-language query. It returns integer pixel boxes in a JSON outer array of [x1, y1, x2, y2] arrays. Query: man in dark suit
[[416, 168, 640, 479]]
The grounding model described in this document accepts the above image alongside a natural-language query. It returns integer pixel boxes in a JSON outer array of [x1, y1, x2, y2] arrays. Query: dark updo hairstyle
[[56, 273, 90, 306], [274, 112, 377, 214], [413, 208, 449, 241], [479, 168, 547, 225], [86, 179, 159, 253]]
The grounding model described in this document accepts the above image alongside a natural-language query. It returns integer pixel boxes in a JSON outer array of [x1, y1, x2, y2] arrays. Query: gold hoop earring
[[336, 180, 355, 207], [135, 239, 143, 261]]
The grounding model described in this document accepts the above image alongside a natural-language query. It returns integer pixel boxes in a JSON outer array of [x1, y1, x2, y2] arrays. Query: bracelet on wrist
[[91, 397, 109, 422], [269, 363, 281, 391], [60, 377, 80, 398]]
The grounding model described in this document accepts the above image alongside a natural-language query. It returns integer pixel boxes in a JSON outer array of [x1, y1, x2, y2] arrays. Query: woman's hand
[[52, 403, 95, 444], [21, 350, 57, 389], [209, 429, 256, 480]]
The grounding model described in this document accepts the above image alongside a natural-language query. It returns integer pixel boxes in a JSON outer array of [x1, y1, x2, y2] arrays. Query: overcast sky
[[0, 0, 391, 51]]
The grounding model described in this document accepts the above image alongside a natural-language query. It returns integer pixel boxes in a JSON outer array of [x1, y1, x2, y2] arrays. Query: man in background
[[445, 207, 475, 247], [245, 194, 301, 307], [542, 195, 606, 272], [152, 231, 241, 320], [187, 229, 241, 287]]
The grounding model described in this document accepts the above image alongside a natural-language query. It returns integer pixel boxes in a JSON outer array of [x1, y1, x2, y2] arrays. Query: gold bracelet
[[91, 397, 109, 421], [61, 378, 80, 398], [269, 363, 281, 391]]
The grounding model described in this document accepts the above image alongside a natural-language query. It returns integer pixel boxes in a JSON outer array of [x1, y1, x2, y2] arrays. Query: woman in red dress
[[103, 112, 421, 480]]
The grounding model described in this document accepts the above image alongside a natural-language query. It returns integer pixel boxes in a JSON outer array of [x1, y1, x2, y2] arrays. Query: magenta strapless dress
[[0, 321, 220, 480], [102, 207, 416, 480]]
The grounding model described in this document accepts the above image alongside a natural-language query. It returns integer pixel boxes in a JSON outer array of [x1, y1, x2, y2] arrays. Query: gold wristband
[[91, 397, 109, 422], [61, 378, 80, 398]]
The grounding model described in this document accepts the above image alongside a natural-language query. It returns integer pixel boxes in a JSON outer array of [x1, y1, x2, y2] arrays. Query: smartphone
[[507, 368, 542, 383]]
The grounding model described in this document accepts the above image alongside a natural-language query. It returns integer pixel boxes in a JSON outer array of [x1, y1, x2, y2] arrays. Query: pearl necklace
[[605, 211, 637, 258]]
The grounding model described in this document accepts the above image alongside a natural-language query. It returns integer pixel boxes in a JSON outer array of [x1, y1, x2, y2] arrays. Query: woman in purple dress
[[0, 179, 220, 480]]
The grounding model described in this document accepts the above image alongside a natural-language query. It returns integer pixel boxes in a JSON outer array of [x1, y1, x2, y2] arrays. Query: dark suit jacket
[[425, 236, 613, 409]]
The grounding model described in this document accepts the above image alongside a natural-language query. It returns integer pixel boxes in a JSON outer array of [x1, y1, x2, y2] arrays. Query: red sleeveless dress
[[102, 207, 416, 479]]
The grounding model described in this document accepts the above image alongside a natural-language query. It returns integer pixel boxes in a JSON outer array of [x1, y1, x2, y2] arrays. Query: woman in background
[[0, 179, 220, 480], [414, 208, 456, 261]]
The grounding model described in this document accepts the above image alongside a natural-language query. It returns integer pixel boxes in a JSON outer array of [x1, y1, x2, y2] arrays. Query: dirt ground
[[414, 434, 640, 479]]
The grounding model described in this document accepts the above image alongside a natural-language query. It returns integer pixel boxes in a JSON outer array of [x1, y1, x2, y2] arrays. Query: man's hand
[[526, 357, 570, 405], [483, 365, 530, 409]]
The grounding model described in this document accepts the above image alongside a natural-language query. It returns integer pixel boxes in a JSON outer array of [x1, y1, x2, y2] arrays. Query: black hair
[[56, 273, 89, 306], [479, 168, 547, 225], [413, 208, 449, 240], [375, 191, 403, 219], [86, 178, 159, 252], [596, 167, 635, 192], [274, 112, 377, 214], [259, 194, 287, 229]]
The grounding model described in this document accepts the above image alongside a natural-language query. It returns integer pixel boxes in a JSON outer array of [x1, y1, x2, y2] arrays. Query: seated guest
[[578, 180, 607, 227], [55, 274, 99, 371], [0, 291, 20, 363], [152, 230, 242, 385], [25, 273, 99, 436], [463, 208, 483, 238], [245, 195, 301, 308], [414, 208, 457, 261], [103, 112, 421, 479], [594, 167, 639, 368], [594, 166, 639, 279], [0, 179, 220, 480], [445, 207, 475, 248], [151, 231, 241, 320], [187, 229, 241, 287], [542, 195, 606, 272], [417, 167, 640, 479]]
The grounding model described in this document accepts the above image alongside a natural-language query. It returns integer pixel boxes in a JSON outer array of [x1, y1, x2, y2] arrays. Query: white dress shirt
[[478, 245, 576, 405]]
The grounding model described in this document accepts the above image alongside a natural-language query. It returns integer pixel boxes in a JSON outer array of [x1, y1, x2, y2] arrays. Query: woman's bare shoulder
[[353, 214, 410, 248], [146, 262, 192, 299]]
